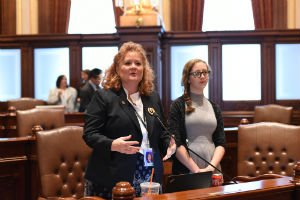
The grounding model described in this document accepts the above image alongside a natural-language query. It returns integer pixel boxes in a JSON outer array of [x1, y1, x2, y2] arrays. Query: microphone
[[147, 107, 238, 184]]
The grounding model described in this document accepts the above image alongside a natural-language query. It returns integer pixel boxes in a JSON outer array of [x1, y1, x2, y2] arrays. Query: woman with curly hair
[[168, 59, 225, 180], [83, 41, 176, 198]]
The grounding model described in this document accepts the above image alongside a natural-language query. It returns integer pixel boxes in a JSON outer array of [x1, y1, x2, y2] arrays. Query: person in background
[[168, 59, 225, 177], [81, 69, 90, 87], [48, 75, 78, 113], [79, 68, 102, 112], [76, 69, 91, 107], [82, 41, 176, 198]]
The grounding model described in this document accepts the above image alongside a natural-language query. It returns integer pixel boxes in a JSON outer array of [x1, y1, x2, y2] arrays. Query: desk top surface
[[136, 177, 296, 200]]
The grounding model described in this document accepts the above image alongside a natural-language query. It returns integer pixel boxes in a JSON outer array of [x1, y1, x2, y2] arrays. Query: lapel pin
[[121, 100, 125, 105], [148, 108, 155, 115]]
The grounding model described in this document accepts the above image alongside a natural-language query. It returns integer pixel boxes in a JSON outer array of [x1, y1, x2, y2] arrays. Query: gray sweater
[[168, 94, 225, 175]]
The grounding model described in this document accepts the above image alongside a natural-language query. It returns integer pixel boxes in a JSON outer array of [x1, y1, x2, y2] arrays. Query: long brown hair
[[102, 41, 154, 96], [181, 59, 211, 114]]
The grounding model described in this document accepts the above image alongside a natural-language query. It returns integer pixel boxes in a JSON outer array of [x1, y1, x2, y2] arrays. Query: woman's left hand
[[163, 136, 176, 161], [197, 166, 214, 173]]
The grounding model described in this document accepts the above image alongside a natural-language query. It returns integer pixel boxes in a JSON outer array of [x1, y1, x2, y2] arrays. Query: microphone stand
[[148, 108, 238, 184]]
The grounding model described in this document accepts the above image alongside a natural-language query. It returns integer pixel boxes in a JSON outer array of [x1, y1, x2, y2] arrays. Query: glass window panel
[[82, 46, 118, 73], [276, 44, 300, 100], [69, 0, 116, 34], [222, 44, 261, 101], [171, 45, 209, 100], [203, 0, 254, 31], [0, 49, 21, 101], [34, 48, 70, 101]]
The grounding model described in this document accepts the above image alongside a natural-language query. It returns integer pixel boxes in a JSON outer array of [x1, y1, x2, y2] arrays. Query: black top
[[79, 83, 96, 112], [83, 88, 171, 188], [167, 95, 226, 175]]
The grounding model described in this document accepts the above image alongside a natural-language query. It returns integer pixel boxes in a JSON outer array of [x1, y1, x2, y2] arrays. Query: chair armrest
[[39, 197, 104, 200], [80, 197, 105, 200], [232, 174, 285, 182]]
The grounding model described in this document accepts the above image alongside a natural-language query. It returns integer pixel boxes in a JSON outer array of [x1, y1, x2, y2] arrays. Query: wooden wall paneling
[[161, 41, 171, 115], [162, 30, 300, 111], [79, 34, 120, 46], [21, 45, 34, 97], [0, 110, 296, 138], [27, 138, 39, 200], [0, 160, 27, 200], [64, 112, 84, 127], [0, 30, 299, 112], [151, 42, 162, 95], [5, 113, 17, 137], [222, 111, 254, 127], [221, 128, 238, 181], [222, 101, 261, 111], [0, 138, 28, 200], [69, 41, 82, 89], [0, 0, 16, 35], [261, 41, 276, 105], [0, 113, 6, 137], [208, 40, 222, 107], [0, 101, 8, 112], [292, 110, 300, 125], [276, 100, 300, 113], [154, 44, 163, 95]]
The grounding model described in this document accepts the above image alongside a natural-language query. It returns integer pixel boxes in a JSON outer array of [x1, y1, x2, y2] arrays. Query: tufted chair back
[[16, 108, 65, 137], [36, 126, 92, 199], [253, 104, 293, 124], [7, 97, 46, 111], [238, 122, 300, 177]]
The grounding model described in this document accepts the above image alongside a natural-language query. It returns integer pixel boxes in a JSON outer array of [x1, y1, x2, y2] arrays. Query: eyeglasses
[[189, 71, 210, 78]]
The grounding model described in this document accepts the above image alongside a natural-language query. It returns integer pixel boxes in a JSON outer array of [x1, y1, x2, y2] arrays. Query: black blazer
[[83, 88, 170, 189], [79, 83, 96, 112]]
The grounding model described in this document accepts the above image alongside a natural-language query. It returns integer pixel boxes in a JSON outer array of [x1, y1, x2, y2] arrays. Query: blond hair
[[102, 42, 154, 96]]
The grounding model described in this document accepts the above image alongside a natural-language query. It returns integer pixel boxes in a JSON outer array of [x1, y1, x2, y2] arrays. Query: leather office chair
[[237, 122, 300, 179], [36, 126, 98, 199], [7, 97, 46, 111], [253, 104, 293, 124], [16, 108, 65, 137]]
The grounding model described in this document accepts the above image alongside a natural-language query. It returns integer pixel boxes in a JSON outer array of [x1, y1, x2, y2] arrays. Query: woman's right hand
[[194, 168, 207, 173], [111, 135, 140, 154], [58, 89, 63, 97]]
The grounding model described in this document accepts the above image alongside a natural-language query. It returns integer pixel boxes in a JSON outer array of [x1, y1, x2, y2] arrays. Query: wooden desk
[[0, 136, 36, 200], [221, 127, 238, 181], [0, 112, 85, 137], [0, 110, 299, 137], [1, 134, 299, 200], [0, 112, 17, 137], [136, 177, 300, 200], [64, 112, 84, 127], [0, 111, 254, 137]]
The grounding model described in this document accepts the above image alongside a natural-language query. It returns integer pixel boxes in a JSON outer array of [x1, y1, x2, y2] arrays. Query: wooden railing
[[1, 109, 299, 138]]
